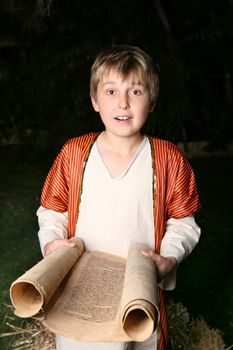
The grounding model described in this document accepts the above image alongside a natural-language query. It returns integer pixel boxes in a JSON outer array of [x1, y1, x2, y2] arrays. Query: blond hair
[[90, 45, 159, 106]]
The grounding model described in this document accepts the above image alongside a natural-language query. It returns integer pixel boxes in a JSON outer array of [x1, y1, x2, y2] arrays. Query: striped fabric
[[41, 133, 200, 350]]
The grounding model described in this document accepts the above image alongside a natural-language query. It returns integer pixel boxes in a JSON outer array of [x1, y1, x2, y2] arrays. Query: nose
[[118, 92, 129, 109]]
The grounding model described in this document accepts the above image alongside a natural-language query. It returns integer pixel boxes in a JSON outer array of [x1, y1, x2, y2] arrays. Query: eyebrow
[[101, 81, 117, 86], [101, 81, 144, 87]]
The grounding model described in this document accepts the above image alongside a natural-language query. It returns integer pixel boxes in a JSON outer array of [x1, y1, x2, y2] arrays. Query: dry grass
[[1, 302, 232, 350], [167, 300, 233, 350], [0, 306, 55, 350]]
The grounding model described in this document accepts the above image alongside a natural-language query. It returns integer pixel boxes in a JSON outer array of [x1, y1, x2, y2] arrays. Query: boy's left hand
[[141, 249, 177, 283]]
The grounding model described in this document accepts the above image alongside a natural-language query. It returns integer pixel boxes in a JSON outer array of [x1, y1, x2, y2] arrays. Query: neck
[[98, 131, 144, 155]]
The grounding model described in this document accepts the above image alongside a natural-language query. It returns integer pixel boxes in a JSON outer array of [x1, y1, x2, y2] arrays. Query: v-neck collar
[[94, 136, 148, 180]]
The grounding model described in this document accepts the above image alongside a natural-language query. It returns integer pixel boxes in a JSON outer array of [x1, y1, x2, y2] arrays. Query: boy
[[37, 46, 201, 350]]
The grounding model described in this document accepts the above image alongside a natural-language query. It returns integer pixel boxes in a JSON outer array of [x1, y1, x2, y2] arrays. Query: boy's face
[[91, 70, 153, 139]]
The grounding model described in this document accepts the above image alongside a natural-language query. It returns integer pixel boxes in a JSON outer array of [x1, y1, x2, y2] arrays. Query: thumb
[[141, 249, 154, 258], [57, 240, 76, 248], [67, 241, 76, 247], [141, 249, 162, 264]]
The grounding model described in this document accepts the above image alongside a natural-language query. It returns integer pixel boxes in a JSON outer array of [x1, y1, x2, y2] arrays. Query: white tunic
[[76, 137, 155, 257]]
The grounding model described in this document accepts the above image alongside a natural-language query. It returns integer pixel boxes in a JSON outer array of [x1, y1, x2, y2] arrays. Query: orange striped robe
[[41, 132, 200, 350]]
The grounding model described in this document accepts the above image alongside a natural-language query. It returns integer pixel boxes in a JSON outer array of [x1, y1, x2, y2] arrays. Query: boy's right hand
[[44, 239, 76, 256]]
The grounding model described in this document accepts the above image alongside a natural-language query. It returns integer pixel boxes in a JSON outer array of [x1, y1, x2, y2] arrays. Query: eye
[[130, 89, 142, 96], [106, 89, 115, 95]]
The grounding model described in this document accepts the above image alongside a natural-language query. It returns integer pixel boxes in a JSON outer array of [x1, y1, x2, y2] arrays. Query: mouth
[[114, 116, 131, 121]]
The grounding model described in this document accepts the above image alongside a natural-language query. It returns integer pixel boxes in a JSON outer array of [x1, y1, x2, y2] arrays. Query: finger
[[143, 250, 162, 265], [61, 240, 76, 247], [54, 239, 75, 248], [151, 253, 162, 264], [45, 240, 75, 256], [141, 249, 154, 258]]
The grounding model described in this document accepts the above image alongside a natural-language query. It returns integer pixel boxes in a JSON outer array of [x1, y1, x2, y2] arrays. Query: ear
[[91, 96, 99, 112], [149, 101, 156, 113]]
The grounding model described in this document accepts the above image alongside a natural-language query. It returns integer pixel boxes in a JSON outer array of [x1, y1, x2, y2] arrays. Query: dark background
[[0, 1, 233, 348], [0, 0, 233, 152]]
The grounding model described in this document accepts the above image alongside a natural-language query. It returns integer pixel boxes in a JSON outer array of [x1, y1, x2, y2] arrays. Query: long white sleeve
[[37, 206, 68, 256], [159, 215, 201, 290]]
